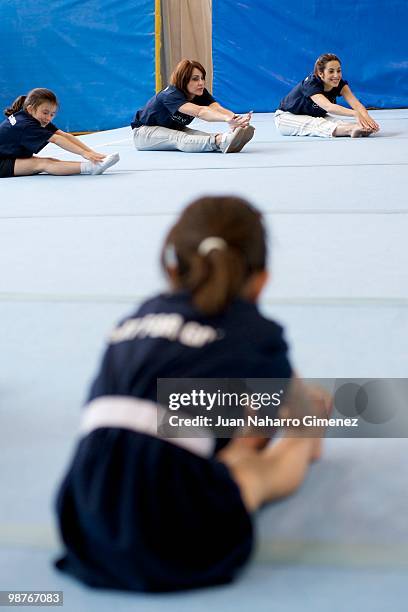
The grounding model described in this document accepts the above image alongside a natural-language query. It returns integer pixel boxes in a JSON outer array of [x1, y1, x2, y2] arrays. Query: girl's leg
[[275, 111, 340, 138], [14, 157, 81, 176], [218, 434, 321, 512], [133, 125, 218, 153], [14, 154, 119, 176]]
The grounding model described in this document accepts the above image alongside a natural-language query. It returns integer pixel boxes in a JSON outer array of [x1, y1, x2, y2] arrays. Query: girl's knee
[[30, 157, 50, 173], [40, 157, 58, 171]]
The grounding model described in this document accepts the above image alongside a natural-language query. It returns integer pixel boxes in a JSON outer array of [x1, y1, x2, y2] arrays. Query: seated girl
[[275, 53, 380, 138], [131, 59, 255, 153], [0, 88, 119, 178], [55, 195, 330, 593]]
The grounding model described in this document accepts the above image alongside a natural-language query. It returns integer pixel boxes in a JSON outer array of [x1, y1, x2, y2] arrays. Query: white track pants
[[274, 110, 347, 138], [133, 125, 218, 152]]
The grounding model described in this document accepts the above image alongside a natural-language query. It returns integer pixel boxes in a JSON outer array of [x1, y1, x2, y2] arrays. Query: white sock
[[80, 161, 93, 174], [80, 153, 119, 175]]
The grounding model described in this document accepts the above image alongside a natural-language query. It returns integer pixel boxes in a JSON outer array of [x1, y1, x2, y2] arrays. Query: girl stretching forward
[[132, 59, 255, 153], [0, 88, 119, 178], [56, 195, 329, 592], [275, 53, 380, 138]]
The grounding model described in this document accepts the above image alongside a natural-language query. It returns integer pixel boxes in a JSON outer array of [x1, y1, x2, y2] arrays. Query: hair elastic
[[197, 237, 227, 256], [163, 243, 178, 268]]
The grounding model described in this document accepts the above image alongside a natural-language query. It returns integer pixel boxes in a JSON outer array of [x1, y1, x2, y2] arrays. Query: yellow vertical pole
[[155, 0, 162, 92]]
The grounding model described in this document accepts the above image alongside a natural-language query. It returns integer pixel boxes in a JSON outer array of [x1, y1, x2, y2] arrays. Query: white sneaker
[[218, 126, 255, 153], [91, 152, 120, 175]]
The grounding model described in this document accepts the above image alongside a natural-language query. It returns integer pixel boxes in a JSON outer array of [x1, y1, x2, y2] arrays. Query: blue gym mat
[[1, 111, 407, 611]]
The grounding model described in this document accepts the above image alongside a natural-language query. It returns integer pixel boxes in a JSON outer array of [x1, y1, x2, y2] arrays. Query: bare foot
[[351, 126, 374, 138], [351, 127, 365, 138]]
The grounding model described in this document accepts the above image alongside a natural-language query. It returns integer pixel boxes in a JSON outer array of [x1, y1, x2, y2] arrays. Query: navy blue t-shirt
[[279, 73, 348, 117], [0, 110, 58, 159], [89, 292, 292, 405], [56, 291, 290, 591], [131, 85, 216, 130]]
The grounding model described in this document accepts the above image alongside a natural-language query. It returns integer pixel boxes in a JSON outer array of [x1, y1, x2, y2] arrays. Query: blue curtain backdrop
[[213, 0, 408, 112], [0, 0, 155, 131]]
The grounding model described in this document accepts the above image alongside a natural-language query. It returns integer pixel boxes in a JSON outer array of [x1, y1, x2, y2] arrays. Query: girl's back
[[90, 292, 291, 402], [54, 196, 322, 594]]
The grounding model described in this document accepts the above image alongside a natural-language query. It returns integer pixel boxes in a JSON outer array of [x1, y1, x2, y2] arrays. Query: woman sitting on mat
[[275, 53, 380, 138], [55, 194, 330, 593], [131, 59, 255, 153], [0, 88, 119, 178]]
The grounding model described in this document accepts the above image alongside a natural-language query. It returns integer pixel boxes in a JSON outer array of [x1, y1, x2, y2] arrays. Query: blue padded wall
[[0, 0, 155, 131], [213, 0, 408, 112]]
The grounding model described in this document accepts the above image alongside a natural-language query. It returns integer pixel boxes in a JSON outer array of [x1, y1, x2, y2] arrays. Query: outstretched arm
[[178, 102, 252, 128], [55, 130, 104, 155], [209, 101, 235, 119], [340, 85, 380, 131], [310, 91, 379, 131], [49, 132, 106, 162], [209, 102, 252, 126]]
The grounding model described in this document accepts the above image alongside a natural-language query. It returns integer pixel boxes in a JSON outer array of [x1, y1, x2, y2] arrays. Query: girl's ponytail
[[184, 245, 247, 316], [4, 88, 58, 117], [4, 95, 26, 116], [162, 196, 267, 317]]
